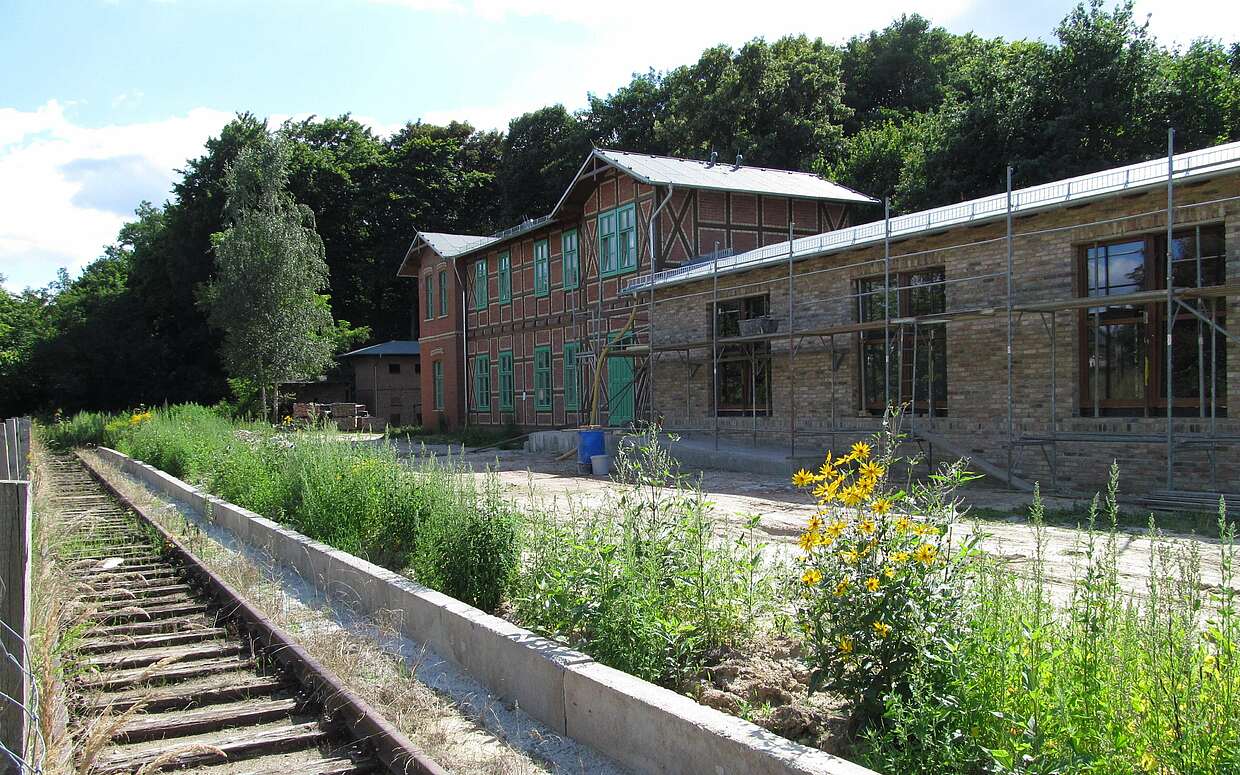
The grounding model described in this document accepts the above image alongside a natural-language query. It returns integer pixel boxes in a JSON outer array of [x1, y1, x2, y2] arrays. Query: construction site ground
[[393, 440, 1232, 606]]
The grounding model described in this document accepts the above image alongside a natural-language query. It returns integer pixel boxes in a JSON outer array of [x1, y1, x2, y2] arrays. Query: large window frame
[[563, 342, 580, 410], [534, 346, 552, 411], [562, 229, 579, 289], [534, 240, 550, 297], [424, 273, 434, 320], [498, 350, 514, 411], [432, 361, 444, 411], [474, 354, 491, 411], [855, 268, 948, 416], [498, 251, 511, 304], [437, 270, 448, 319], [474, 260, 488, 310], [1077, 225, 1227, 417], [599, 203, 637, 277], [713, 294, 772, 417]]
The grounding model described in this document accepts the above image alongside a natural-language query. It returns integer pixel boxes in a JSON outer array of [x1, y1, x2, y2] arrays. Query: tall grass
[[858, 467, 1240, 775]]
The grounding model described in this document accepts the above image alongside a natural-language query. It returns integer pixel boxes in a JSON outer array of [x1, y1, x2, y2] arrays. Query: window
[[856, 269, 947, 415], [438, 270, 448, 318], [424, 275, 434, 320], [498, 251, 511, 303], [714, 295, 771, 416], [388, 363, 401, 375], [474, 354, 491, 410], [499, 351, 514, 411], [1079, 226, 1227, 416], [534, 240, 550, 297], [562, 230, 579, 289], [598, 204, 637, 277], [432, 361, 444, 410], [564, 342, 580, 410], [474, 260, 488, 310], [534, 346, 552, 411]]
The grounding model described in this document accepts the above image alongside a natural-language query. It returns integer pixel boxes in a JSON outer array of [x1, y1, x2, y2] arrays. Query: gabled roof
[[338, 340, 421, 358], [626, 138, 1240, 293], [551, 148, 877, 217], [398, 230, 497, 276]]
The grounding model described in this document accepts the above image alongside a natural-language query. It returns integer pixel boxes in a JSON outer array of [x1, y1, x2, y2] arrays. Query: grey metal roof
[[338, 340, 421, 358], [593, 148, 878, 204], [626, 139, 1240, 293], [417, 232, 497, 258]]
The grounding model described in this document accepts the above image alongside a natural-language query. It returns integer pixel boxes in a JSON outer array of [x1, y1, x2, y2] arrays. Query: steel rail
[[76, 452, 449, 775]]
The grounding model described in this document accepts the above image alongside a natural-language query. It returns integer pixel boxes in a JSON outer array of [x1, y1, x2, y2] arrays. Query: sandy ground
[[397, 441, 1234, 606]]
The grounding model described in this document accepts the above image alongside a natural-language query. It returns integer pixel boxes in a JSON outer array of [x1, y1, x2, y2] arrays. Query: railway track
[[45, 454, 447, 775]]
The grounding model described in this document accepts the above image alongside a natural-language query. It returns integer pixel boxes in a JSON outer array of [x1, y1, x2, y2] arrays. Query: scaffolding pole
[[1166, 127, 1175, 490], [712, 242, 720, 451], [1006, 165, 1015, 487], [884, 198, 892, 410], [788, 220, 796, 459]]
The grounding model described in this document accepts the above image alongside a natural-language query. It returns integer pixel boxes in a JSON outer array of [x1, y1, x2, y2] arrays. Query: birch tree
[[201, 132, 336, 419]]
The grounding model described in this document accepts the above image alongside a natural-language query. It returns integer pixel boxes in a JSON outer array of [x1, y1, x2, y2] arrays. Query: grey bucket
[[590, 454, 612, 476]]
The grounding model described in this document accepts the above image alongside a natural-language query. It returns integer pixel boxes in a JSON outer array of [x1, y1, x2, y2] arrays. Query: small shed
[[338, 340, 422, 428]]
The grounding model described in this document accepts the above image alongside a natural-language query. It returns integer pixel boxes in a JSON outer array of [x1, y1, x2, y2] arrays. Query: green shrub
[[41, 410, 114, 450], [409, 457, 518, 611], [513, 424, 776, 685]]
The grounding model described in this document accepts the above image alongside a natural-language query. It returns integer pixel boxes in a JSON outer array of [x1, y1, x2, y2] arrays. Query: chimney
[[733, 153, 744, 169]]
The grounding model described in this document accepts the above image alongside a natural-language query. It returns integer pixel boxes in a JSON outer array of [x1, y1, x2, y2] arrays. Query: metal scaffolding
[[610, 130, 1239, 494]]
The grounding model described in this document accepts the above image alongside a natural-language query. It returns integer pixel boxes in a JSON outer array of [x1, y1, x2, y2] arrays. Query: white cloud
[[1133, 0, 1240, 47], [0, 101, 232, 291]]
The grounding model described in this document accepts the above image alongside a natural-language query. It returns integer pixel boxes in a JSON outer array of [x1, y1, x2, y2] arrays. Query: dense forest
[[3, 1, 1238, 415]]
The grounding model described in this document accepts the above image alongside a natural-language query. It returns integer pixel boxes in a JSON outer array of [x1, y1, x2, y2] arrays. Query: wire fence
[[1, 417, 39, 775]]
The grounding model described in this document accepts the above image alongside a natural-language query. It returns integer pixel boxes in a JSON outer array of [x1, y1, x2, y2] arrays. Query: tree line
[[2, 1, 1237, 416]]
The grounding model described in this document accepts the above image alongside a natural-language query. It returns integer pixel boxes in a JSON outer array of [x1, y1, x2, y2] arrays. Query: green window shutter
[[617, 204, 636, 271], [534, 240, 550, 297], [424, 274, 434, 320], [562, 230, 579, 289], [498, 251, 511, 303], [474, 260, 488, 309], [438, 270, 447, 317], [563, 342, 579, 410], [499, 351, 514, 410], [432, 361, 444, 410], [534, 346, 552, 410], [475, 354, 490, 410], [599, 211, 616, 276]]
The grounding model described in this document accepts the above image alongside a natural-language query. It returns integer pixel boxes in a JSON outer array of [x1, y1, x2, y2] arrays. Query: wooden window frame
[[534, 346, 552, 411], [855, 268, 948, 416], [562, 230, 579, 290], [499, 350, 514, 411], [534, 239, 550, 297], [498, 251, 511, 304], [424, 274, 434, 320], [432, 361, 444, 411], [598, 203, 638, 278], [474, 354, 491, 411], [437, 269, 448, 319], [563, 342, 580, 410], [474, 259, 488, 310]]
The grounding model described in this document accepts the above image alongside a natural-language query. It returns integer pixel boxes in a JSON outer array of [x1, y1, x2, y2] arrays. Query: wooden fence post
[[0, 479, 32, 775], [0, 419, 11, 479]]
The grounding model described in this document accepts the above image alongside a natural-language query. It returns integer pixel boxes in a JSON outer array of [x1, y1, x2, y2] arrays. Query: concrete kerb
[[89, 447, 878, 775]]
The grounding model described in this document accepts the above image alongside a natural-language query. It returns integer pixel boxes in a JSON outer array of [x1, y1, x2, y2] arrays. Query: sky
[[1, 0, 1237, 292]]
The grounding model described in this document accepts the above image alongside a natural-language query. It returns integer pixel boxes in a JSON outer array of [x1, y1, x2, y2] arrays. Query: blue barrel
[[577, 428, 605, 467]]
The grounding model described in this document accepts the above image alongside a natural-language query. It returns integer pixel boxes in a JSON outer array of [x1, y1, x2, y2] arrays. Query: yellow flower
[[798, 531, 821, 552], [807, 515, 824, 533], [825, 518, 847, 539], [841, 549, 860, 565], [841, 485, 865, 507], [913, 543, 938, 565], [838, 636, 854, 654], [883, 565, 897, 578], [833, 578, 851, 597], [873, 621, 892, 638], [850, 440, 872, 460], [1139, 752, 1157, 772], [818, 455, 835, 478], [895, 516, 913, 534], [802, 568, 823, 586], [871, 498, 893, 515], [913, 523, 941, 537], [811, 482, 834, 502], [792, 469, 815, 487], [859, 461, 884, 480], [891, 551, 911, 564], [858, 476, 877, 496], [858, 517, 876, 535], [865, 576, 880, 592], [1204, 654, 1218, 673]]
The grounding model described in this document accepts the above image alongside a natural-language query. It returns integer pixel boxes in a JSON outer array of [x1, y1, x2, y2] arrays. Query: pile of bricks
[[290, 402, 387, 433]]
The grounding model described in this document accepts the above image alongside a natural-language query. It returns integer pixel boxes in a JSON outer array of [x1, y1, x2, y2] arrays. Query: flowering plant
[[792, 415, 979, 720]]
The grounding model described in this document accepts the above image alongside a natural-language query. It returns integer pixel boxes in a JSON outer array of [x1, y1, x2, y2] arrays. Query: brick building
[[629, 141, 1240, 495], [397, 148, 876, 431], [338, 340, 422, 428]]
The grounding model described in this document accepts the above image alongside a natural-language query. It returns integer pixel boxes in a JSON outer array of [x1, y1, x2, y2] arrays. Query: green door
[[607, 335, 634, 427]]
